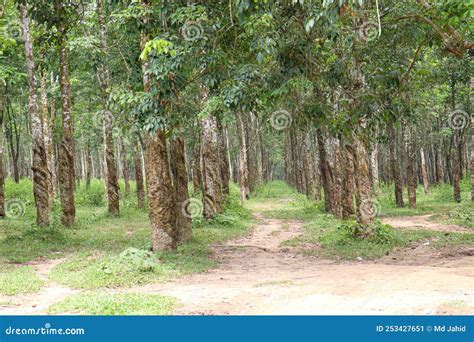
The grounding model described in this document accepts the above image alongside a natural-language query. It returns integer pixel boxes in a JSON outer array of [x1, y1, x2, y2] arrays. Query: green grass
[[0, 179, 253, 291], [48, 292, 176, 315], [0, 265, 44, 295], [255, 180, 474, 260]]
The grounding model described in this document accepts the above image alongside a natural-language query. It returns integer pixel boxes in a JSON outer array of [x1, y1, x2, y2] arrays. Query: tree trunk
[[170, 137, 192, 244], [317, 130, 334, 213], [192, 143, 201, 194], [97, 0, 120, 216], [342, 142, 355, 219], [453, 131, 462, 203], [144, 133, 177, 251], [201, 113, 223, 218], [0, 82, 5, 217], [121, 139, 130, 196], [49, 72, 57, 195], [140, 5, 176, 251], [332, 137, 343, 218], [40, 68, 55, 209], [389, 124, 404, 207], [217, 120, 230, 196], [471, 79, 474, 201], [56, 1, 76, 227], [370, 143, 380, 194], [302, 132, 313, 199], [404, 124, 417, 209], [20, 3, 50, 226], [85, 146, 92, 189], [133, 137, 145, 209], [353, 132, 375, 230], [235, 111, 249, 202], [420, 147, 430, 194]]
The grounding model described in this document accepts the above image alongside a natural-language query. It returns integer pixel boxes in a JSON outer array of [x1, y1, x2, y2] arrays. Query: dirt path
[[1, 201, 473, 315], [382, 215, 473, 233], [118, 210, 473, 315], [0, 258, 77, 315]]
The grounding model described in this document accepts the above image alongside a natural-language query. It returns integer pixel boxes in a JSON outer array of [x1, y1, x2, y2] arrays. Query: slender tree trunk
[[40, 68, 55, 209], [0, 82, 4, 217], [121, 139, 130, 196], [85, 146, 92, 189], [217, 120, 230, 196], [49, 72, 57, 195], [453, 131, 462, 203], [201, 113, 223, 217], [133, 137, 145, 209], [97, 0, 120, 216], [235, 111, 249, 202], [332, 137, 343, 218], [170, 137, 192, 244], [342, 142, 355, 219], [370, 143, 380, 194], [317, 130, 334, 213], [192, 143, 201, 194], [20, 3, 50, 226], [56, 0, 76, 227], [420, 147, 430, 194], [471, 78, 474, 201], [311, 133, 321, 201], [404, 124, 417, 209], [389, 124, 404, 207], [302, 132, 313, 199]]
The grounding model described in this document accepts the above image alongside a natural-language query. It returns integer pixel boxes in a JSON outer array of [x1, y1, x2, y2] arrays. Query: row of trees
[[0, 0, 472, 248]]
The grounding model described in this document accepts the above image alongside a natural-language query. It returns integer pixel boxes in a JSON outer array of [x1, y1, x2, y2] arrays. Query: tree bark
[[235, 111, 249, 202], [40, 68, 55, 209], [389, 124, 404, 207], [144, 133, 177, 251], [56, 0, 76, 227], [85, 146, 92, 190], [353, 132, 375, 230], [217, 120, 230, 196], [420, 147, 430, 194], [302, 131, 313, 199], [471, 78, 474, 202], [317, 129, 334, 213], [170, 137, 192, 244], [97, 0, 120, 216], [192, 142, 201, 194], [201, 113, 223, 218], [342, 142, 355, 219], [0, 82, 5, 217], [121, 139, 130, 196], [404, 124, 417, 209], [133, 137, 145, 209], [140, 2, 176, 250], [370, 143, 380, 194], [20, 3, 50, 226]]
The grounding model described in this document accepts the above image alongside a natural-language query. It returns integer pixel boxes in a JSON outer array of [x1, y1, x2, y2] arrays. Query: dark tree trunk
[[170, 137, 192, 244]]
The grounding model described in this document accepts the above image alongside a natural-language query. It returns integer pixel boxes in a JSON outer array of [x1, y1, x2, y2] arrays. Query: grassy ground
[[0, 179, 253, 313], [48, 292, 177, 315], [249, 180, 474, 260]]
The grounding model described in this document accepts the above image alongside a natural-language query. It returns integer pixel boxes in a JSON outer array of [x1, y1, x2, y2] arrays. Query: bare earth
[[1, 200, 473, 315]]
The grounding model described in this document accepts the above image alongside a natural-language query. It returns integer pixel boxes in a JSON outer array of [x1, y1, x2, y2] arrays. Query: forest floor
[[0, 185, 472, 315]]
